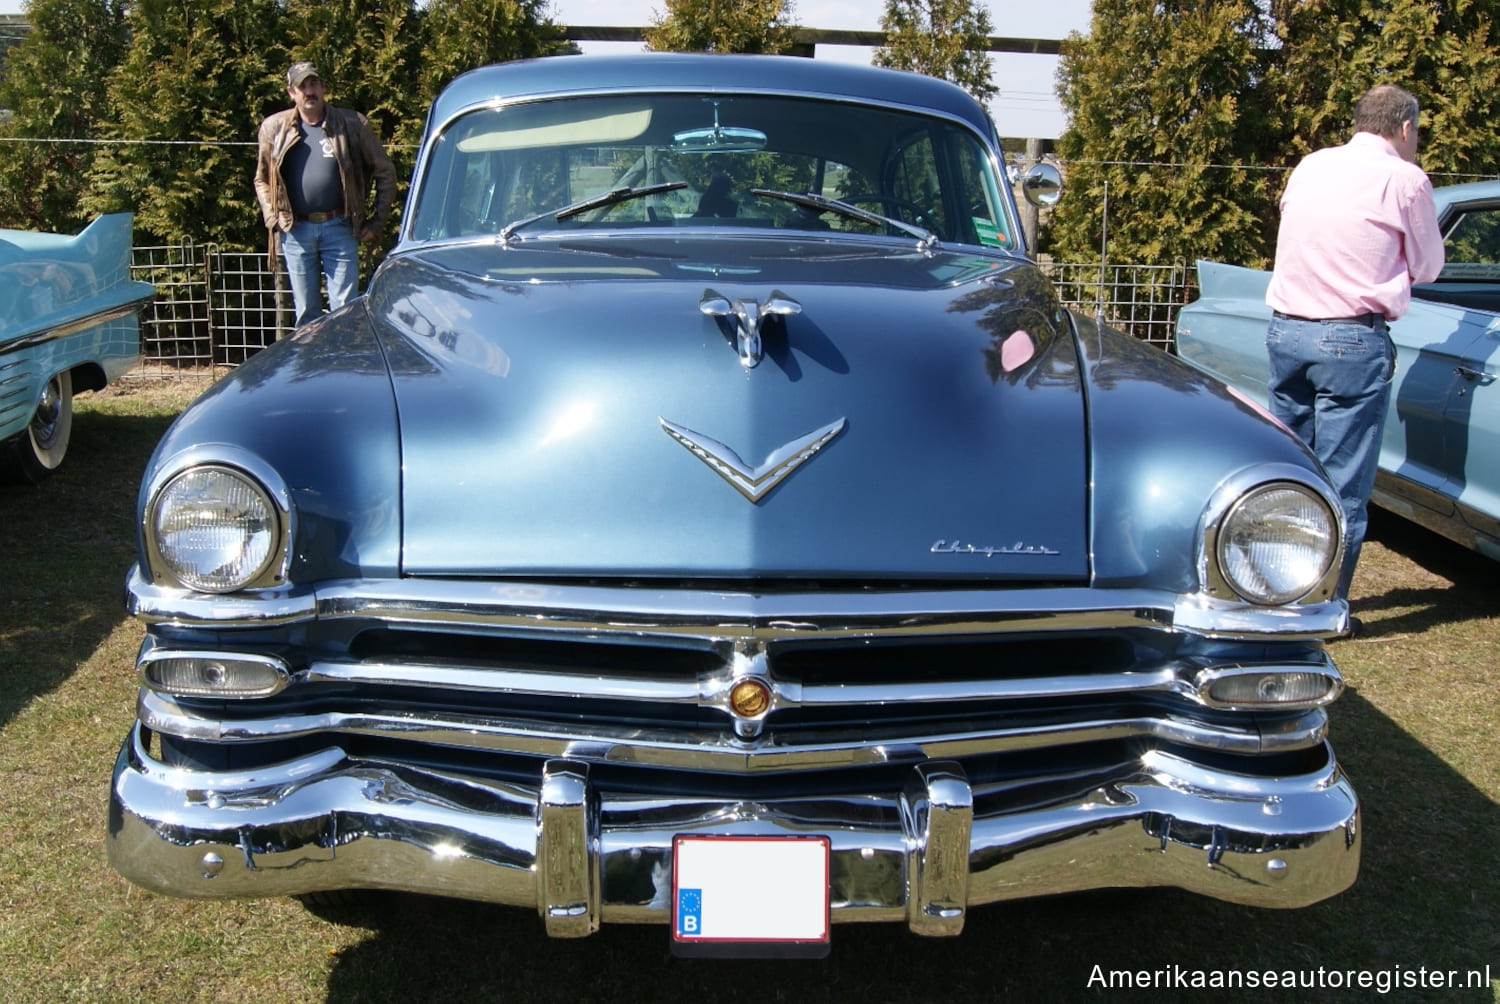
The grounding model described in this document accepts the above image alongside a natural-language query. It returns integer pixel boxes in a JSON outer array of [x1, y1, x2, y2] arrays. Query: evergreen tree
[[417, 0, 560, 109], [81, 0, 288, 248], [1268, 0, 1500, 182], [1053, 0, 1500, 269], [643, 0, 796, 54], [279, 0, 423, 147], [278, 0, 425, 253], [874, 0, 996, 105], [1051, 1, 1284, 269], [0, 0, 130, 232]]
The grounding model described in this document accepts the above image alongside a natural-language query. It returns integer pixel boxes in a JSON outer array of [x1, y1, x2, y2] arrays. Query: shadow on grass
[[318, 709, 1499, 1002], [0, 407, 173, 728], [1354, 508, 1500, 639]]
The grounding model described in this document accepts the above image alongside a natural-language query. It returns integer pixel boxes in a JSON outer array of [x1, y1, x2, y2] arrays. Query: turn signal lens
[[141, 653, 289, 698], [1198, 669, 1341, 710]]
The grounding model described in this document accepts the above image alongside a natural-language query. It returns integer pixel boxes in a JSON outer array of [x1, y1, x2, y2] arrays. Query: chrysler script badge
[[661, 417, 846, 502], [930, 539, 1061, 557]]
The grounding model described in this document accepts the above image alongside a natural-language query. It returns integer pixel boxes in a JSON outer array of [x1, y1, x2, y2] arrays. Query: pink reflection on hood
[[1224, 383, 1291, 431], [1001, 330, 1036, 373]]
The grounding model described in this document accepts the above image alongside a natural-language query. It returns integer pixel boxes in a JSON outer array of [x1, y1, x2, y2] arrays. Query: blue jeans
[[1266, 313, 1395, 599], [281, 218, 359, 328]]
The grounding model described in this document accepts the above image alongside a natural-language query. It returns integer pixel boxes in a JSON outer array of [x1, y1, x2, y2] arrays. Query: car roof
[[428, 53, 998, 140], [1434, 178, 1500, 217]]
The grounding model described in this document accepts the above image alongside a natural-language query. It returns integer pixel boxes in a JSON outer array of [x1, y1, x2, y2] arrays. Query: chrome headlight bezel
[[1199, 467, 1343, 606], [142, 448, 292, 594]]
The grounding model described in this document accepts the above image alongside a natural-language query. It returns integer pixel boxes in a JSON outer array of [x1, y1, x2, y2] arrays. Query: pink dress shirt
[[1265, 131, 1445, 321]]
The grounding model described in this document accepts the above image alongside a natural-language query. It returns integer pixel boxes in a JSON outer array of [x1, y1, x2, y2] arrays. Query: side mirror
[[1021, 162, 1063, 208]]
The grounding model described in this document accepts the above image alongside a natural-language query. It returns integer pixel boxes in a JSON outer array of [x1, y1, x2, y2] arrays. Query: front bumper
[[108, 725, 1360, 936]]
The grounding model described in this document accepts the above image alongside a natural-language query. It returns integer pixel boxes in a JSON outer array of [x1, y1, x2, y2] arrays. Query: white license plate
[[671, 835, 830, 947]]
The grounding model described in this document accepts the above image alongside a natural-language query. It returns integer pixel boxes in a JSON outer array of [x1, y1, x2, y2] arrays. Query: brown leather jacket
[[253, 104, 396, 270]]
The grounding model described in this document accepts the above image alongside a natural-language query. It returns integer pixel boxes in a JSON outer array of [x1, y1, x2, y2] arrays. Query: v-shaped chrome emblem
[[661, 417, 846, 502]]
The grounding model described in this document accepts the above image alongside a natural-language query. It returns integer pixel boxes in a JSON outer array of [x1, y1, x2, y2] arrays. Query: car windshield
[[408, 92, 1018, 251]]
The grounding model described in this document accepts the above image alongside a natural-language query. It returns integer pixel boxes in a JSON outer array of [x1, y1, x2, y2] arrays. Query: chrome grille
[[134, 576, 1343, 772]]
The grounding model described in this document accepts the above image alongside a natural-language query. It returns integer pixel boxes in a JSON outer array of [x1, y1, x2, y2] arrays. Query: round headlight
[[1217, 484, 1338, 605], [149, 466, 281, 592]]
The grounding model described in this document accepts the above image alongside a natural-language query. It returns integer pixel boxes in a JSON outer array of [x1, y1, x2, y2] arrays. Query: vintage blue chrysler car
[[1176, 179, 1500, 562], [109, 55, 1360, 951], [0, 214, 154, 483]]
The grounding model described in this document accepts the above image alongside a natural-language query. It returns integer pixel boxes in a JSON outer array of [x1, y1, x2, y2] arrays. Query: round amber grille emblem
[[729, 679, 772, 717]]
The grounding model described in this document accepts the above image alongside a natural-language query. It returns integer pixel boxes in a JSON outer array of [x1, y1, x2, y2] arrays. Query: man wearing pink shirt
[[1265, 83, 1445, 603]]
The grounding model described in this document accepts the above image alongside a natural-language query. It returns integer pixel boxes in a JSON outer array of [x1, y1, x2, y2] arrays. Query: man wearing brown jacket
[[254, 61, 396, 328]]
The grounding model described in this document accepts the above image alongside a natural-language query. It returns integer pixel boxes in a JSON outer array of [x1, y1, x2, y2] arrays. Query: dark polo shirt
[[283, 118, 343, 217]]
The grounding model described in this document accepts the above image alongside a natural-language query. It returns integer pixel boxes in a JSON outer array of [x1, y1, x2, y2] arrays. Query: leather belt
[[296, 209, 345, 223], [1272, 310, 1384, 327]]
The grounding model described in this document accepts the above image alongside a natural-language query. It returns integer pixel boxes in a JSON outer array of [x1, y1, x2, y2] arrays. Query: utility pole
[[1019, 137, 1043, 254]]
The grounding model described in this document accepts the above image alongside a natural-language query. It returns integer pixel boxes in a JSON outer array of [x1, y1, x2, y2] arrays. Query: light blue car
[[0, 213, 155, 483], [108, 55, 1362, 949], [1176, 179, 1500, 561]]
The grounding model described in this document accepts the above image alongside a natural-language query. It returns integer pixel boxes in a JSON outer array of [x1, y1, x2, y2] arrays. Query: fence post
[[1019, 137, 1042, 253], [274, 258, 291, 340], [1096, 180, 1108, 329], [203, 242, 218, 364]]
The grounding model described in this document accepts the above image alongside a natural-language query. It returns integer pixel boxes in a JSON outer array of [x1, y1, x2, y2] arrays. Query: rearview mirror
[[671, 126, 768, 153], [671, 100, 766, 153]]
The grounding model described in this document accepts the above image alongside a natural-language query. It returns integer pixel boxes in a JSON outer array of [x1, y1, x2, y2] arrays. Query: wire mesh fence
[[130, 243, 292, 377], [1043, 260, 1197, 351], [125, 242, 1197, 378]]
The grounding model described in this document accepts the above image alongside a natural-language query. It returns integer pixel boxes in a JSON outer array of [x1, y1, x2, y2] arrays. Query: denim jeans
[[281, 217, 359, 328], [1266, 313, 1395, 598]]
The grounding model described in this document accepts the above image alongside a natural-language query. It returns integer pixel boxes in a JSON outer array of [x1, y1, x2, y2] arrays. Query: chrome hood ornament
[[661, 417, 846, 502], [699, 288, 801, 368]]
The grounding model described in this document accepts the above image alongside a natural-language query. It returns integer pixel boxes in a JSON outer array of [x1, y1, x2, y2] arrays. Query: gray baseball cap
[[287, 62, 321, 87]]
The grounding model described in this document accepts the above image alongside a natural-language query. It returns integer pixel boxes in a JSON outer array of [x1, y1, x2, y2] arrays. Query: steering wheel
[[842, 194, 944, 239]]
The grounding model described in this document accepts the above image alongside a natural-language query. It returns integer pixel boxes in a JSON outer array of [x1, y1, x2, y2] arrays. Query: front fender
[[1076, 314, 1328, 590], [136, 305, 402, 583]]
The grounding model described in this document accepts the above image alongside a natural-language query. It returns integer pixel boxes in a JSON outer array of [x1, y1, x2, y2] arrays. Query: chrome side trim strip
[[126, 567, 1349, 640], [0, 293, 155, 357], [136, 690, 1330, 767]]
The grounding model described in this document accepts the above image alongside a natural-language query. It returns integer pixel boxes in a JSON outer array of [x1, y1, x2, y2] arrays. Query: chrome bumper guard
[[108, 725, 1360, 935]]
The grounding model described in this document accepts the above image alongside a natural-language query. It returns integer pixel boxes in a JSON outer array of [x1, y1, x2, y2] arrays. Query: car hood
[[365, 236, 1088, 581]]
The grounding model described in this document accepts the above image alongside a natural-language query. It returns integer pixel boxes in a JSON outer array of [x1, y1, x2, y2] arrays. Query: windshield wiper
[[750, 188, 938, 250], [500, 182, 687, 242]]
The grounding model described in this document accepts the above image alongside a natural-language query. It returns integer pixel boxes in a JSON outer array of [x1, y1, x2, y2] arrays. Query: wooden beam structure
[[562, 25, 1062, 56]]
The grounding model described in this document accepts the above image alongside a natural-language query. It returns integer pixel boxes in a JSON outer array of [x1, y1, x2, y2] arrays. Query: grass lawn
[[0, 378, 1495, 1002]]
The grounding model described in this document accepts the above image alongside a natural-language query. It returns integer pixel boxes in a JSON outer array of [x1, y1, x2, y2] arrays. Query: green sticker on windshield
[[973, 218, 1004, 247]]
